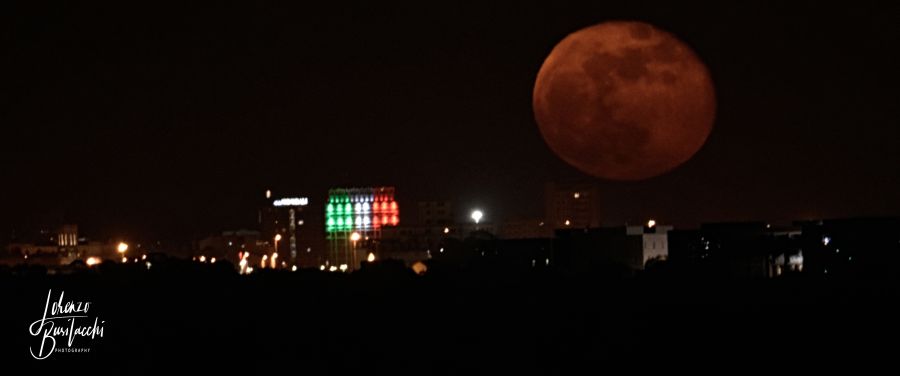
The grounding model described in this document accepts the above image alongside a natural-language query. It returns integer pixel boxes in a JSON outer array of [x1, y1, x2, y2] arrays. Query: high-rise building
[[259, 193, 312, 268], [545, 182, 600, 229], [325, 187, 400, 269]]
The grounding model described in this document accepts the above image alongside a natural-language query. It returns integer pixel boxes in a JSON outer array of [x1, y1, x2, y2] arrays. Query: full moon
[[533, 21, 716, 180]]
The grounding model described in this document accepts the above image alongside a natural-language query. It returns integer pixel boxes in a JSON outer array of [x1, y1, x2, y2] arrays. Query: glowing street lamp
[[86, 257, 101, 267], [350, 232, 361, 243], [117, 242, 129, 263], [367, 252, 376, 263], [647, 219, 657, 228], [274, 234, 282, 254], [471, 210, 483, 225]]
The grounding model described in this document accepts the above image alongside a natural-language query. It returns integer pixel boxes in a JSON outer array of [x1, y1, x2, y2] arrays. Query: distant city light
[[265, 189, 272, 199], [471, 210, 484, 224], [339, 264, 348, 272], [141, 254, 147, 260], [273, 197, 308, 207], [145, 261, 152, 270], [210, 257, 216, 263], [565, 220, 571, 226], [329, 266, 338, 272], [573, 192, 580, 199], [320, 265, 326, 271], [86, 257, 101, 267], [822, 236, 831, 246], [443, 227, 450, 234], [121, 257, 128, 263], [271, 253, 278, 268], [326, 187, 399, 233], [274, 234, 282, 242], [350, 232, 361, 242], [291, 265, 298, 272], [367, 252, 376, 262], [199, 255, 206, 263], [239, 258, 248, 274], [117, 242, 129, 254], [411, 261, 427, 275], [647, 219, 657, 228]]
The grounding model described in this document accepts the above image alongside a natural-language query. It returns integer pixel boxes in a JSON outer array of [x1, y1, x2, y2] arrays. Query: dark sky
[[3, 1, 899, 244]]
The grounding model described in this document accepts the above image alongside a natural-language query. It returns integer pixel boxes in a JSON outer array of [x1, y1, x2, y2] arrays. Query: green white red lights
[[326, 187, 399, 233]]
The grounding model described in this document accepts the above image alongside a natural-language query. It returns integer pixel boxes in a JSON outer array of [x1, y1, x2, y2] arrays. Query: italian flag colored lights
[[326, 187, 398, 233]]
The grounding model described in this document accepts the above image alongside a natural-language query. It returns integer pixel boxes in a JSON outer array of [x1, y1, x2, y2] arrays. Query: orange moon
[[533, 21, 716, 180]]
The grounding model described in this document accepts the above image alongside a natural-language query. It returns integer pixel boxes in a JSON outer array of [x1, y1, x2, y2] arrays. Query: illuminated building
[[259, 191, 313, 267], [326, 187, 399, 268]]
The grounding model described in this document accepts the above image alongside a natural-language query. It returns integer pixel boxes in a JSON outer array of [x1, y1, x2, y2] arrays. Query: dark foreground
[[2, 261, 898, 374]]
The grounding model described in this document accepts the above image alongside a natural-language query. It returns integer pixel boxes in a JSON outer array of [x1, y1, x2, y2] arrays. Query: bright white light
[[86, 257, 101, 267], [121, 257, 128, 263], [145, 261, 152, 270], [439, 248, 444, 253], [350, 232, 361, 242], [329, 266, 338, 272], [199, 255, 207, 263], [210, 257, 216, 263], [273, 197, 308, 207], [647, 219, 656, 228], [265, 189, 272, 199], [275, 234, 282, 242], [320, 265, 326, 271], [471, 210, 483, 224], [443, 227, 450, 234], [573, 192, 580, 199], [367, 252, 376, 262], [339, 264, 348, 272], [271, 253, 278, 268], [291, 265, 298, 272], [822, 236, 831, 246], [141, 254, 147, 260], [565, 220, 571, 226], [117, 242, 129, 254]]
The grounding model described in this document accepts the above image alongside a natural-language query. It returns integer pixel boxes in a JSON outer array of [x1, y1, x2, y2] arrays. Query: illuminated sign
[[273, 197, 308, 207], [326, 187, 399, 233]]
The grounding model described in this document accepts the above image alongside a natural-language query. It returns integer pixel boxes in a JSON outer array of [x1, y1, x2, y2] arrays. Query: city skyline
[[4, 2, 899, 244]]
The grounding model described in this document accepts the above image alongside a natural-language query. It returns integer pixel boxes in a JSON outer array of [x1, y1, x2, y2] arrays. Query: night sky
[[3, 1, 899, 244]]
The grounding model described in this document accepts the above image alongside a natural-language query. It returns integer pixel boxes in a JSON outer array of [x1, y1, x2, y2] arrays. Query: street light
[[274, 234, 282, 254], [350, 232, 361, 242], [117, 242, 128, 263], [647, 219, 656, 228], [367, 252, 376, 262], [471, 210, 483, 225]]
